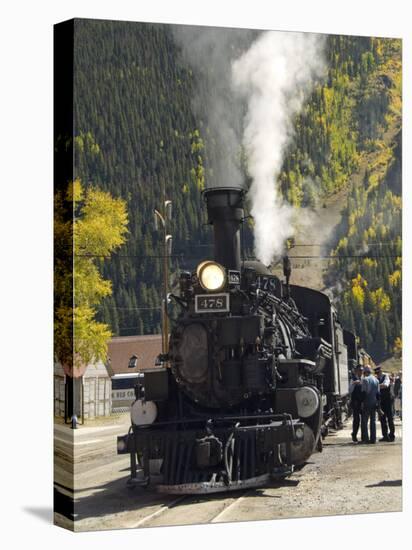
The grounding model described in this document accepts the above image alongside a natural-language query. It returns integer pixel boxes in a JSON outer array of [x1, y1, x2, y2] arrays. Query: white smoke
[[172, 26, 255, 188], [232, 31, 325, 265]]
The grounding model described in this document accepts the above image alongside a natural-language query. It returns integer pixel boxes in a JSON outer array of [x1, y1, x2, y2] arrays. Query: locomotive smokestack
[[203, 187, 244, 271]]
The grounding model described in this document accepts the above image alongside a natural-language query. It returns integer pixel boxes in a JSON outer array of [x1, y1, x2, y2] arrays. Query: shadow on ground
[[324, 442, 363, 448], [23, 507, 53, 523], [365, 480, 402, 488], [55, 471, 301, 523]]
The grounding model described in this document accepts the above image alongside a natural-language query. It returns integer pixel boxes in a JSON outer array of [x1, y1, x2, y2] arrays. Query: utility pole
[[154, 198, 172, 362]]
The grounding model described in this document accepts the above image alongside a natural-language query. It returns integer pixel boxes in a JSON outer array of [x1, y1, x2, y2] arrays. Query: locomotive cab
[[290, 285, 352, 429]]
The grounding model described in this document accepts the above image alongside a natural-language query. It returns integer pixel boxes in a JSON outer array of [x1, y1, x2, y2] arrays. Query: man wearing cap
[[375, 366, 395, 442], [349, 365, 364, 442], [360, 365, 380, 444]]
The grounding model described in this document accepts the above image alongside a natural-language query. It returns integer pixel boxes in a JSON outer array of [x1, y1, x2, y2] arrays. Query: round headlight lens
[[131, 399, 157, 426], [295, 427, 304, 440], [117, 438, 127, 452], [197, 261, 226, 292], [295, 386, 320, 418]]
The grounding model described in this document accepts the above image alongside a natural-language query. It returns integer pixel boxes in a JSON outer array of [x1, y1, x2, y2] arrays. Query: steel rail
[[128, 495, 188, 528], [209, 489, 252, 523]]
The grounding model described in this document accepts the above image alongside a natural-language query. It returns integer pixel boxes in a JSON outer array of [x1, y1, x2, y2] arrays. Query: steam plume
[[173, 27, 326, 264], [172, 26, 255, 188], [232, 31, 325, 265]]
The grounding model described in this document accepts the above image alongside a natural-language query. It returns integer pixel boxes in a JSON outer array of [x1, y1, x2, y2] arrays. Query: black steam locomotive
[[117, 187, 357, 494]]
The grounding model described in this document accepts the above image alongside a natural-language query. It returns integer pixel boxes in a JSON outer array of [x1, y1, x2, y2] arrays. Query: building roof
[[107, 334, 162, 377]]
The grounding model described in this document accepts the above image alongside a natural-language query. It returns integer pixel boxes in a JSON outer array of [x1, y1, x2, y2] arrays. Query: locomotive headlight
[[131, 399, 158, 426], [197, 261, 226, 292], [295, 426, 304, 440], [117, 437, 127, 453], [295, 387, 320, 418]]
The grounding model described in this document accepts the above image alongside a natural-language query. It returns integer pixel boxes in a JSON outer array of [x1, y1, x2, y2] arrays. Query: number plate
[[256, 275, 282, 295], [195, 293, 230, 313], [228, 270, 241, 286]]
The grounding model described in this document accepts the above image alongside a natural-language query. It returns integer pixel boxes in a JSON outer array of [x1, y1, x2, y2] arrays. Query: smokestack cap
[[203, 187, 245, 223]]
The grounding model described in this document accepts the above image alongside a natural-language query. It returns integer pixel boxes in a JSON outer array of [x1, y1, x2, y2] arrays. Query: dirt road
[[54, 417, 402, 531]]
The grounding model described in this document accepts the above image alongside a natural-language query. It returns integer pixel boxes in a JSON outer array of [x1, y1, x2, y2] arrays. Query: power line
[[104, 306, 161, 310], [74, 252, 401, 261], [181, 243, 214, 247], [118, 328, 161, 333], [183, 241, 399, 246], [70, 240, 401, 259], [73, 253, 183, 260], [290, 241, 398, 247], [288, 255, 401, 259]]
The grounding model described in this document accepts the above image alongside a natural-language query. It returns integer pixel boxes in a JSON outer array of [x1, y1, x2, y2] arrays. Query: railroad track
[[54, 479, 254, 529], [129, 488, 254, 528], [53, 420, 402, 531]]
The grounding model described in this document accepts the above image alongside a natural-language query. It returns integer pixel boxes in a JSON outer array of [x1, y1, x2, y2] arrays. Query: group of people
[[349, 365, 402, 444]]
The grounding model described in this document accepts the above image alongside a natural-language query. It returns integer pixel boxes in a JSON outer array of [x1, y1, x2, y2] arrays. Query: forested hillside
[[74, 20, 209, 336], [279, 36, 402, 362], [323, 38, 401, 362], [73, 20, 401, 362]]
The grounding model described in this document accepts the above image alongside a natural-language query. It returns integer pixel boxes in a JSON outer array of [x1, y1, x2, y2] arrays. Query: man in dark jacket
[[375, 366, 395, 441], [349, 365, 364, 442], [361, 365, 380, 444]]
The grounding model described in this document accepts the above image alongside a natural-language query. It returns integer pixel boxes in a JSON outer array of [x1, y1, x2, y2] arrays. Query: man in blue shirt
[[360, 365, 380, 444], [349, 365, 364, 442]]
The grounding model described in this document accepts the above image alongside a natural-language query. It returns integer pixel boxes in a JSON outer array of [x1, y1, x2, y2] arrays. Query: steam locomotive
[[117, 187, 358, 494]]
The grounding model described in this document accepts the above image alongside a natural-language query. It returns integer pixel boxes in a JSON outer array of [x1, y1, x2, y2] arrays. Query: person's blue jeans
[[351, 401, 362, 439], [361, 405, 376, 443]]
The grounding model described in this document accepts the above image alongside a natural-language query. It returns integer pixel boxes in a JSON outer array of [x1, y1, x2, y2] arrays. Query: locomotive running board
[[156, 469, 292, 494]]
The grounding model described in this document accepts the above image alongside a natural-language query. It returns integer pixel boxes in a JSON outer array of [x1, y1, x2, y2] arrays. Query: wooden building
[[53, 334, 162, 421], [53, 359, 112, 422]]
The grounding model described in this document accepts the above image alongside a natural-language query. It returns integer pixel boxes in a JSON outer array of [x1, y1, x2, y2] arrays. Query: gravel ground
[[54, 418, 402, 531], [215, 422, 402, 523]]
